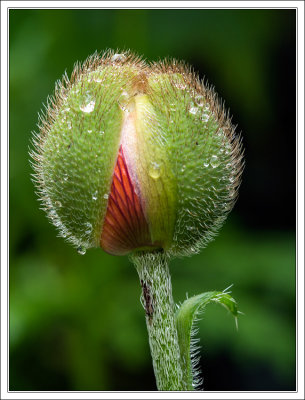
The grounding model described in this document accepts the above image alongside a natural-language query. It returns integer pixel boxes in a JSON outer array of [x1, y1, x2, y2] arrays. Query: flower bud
[[31, 50, 243, 257]]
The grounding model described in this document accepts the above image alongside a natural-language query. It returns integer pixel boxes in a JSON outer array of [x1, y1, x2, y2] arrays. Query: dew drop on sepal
[[210, 155, 219, 168], [80, 94, 95, 113], [149, 161, 162, 180], [226, 162, 232, 170], [189, 106, 198, 115], [85, 222, 92, 235], [49, 209, 56, 219], [195, 95, 204, 106], [174, 82, 187, 90], [118, 90, 130, 112], [77, 246, 86, 255], [111, 53, 127, 63]]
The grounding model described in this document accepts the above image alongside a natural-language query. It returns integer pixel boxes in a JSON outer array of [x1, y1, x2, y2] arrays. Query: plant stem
[[131, 251, 186, 391]]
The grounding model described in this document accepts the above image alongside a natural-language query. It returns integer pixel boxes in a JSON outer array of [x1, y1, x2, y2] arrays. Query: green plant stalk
[[131, 251, 186, 391]]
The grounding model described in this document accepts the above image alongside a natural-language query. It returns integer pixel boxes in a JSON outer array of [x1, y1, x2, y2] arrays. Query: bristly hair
[[147, 57, 244, 257], [182, 285, 238, 390], [29, 49, 148, 246], [30, 48, 147, 166], [30, 49, 244, 253]]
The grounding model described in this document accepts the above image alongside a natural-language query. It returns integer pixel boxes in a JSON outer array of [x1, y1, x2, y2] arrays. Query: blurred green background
[[9, 9, 296, 391]]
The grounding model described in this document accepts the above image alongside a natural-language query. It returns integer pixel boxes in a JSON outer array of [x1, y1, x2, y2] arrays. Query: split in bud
[[31, 50, 244, 257], [101, 145, 162, 255]]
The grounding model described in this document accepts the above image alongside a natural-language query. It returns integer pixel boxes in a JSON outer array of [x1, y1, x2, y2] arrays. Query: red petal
[[101, 146, 158, 255]]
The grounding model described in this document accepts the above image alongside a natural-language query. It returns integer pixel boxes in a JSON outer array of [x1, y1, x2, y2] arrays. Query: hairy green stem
[[131, 251, 186, 391]]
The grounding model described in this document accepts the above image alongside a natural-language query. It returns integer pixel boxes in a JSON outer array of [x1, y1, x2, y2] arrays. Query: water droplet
[[92, 190, 98, 201], [195, 95, 204, 106], [77, 246, 86, 255], [85, 222, 92, 235], [87, 129, 92, 133], [103, 193, 109, 200], [118, 90, 130, 112], [63, 174, 68, 181], [67, 120, 72, 130], [226, 162, 232, 170], [229, 176, 234, 183], [94, 77, 102, 83], [149, 161, 161, 180], [174, 82, 187, 90], [54, 201, 62, 208], [121, 90, 129, 98], [64, 107, 70, 112], [181, 165, 186, 172], [80, 95, 95, 113], [203, 162, 209, 168], [189, 106, 198, 115], [201, 113, 210, 122], [210, 155, 219, 168], [99, 130, 105, 136], [49, 210, 56, 220], [111, 53, 126, 63], [170, 103, 176, 112]]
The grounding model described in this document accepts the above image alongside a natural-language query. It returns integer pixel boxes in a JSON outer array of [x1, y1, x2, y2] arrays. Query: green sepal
[[131, 94, 177, 250], [175, 289, 239, 390], [38, 64, 140, 250]]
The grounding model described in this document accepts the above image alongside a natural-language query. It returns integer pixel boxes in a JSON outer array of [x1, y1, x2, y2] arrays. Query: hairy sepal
[[31, 52, 144, 250], [147, 68, 244, 257], [131, 94, 177, 250], [31, 50, 244, 256], [175, 289, 239, 390]]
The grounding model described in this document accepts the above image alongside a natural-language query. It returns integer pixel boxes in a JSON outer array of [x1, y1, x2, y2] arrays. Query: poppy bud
[[31, 50, 243, 257]]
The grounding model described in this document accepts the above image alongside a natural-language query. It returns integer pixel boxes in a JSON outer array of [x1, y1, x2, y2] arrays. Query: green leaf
[[176, 288, 239, 390]]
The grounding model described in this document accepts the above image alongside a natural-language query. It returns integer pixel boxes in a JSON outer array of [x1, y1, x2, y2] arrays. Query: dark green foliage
[[10, 8, 296, 391]]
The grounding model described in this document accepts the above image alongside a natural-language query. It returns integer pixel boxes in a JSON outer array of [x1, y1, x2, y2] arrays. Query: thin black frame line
[[6, 5, 300, 396], [3, 0, 299, 2], [5, 6, 300, 10], [295, 4, 299, 395], [6, 3, 9, 397], [6, 390, 299, 393], [2, 0, 302, 3]]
